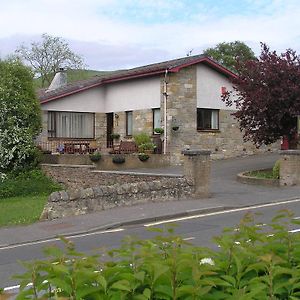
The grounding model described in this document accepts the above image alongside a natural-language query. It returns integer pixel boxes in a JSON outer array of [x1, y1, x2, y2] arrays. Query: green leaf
[[111, 280, 131, 292]]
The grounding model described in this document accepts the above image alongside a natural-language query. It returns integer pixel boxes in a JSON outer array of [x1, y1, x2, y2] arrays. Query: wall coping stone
[[41, 163, 95, 169], [280, 150, 300, 156], [182, 149, 211, 156], [91, 170, 183, 178]]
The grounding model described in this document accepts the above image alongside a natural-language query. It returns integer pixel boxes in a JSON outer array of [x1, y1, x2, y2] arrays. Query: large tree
[[203, 41, 256, 72], [16, 33, 84, 87], [222, 43, 300, 148], [0, 59, 41, 178]]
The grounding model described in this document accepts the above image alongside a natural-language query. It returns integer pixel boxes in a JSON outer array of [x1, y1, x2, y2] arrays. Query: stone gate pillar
[[182, 149, 211, 197], [280, 150, 300, 186]]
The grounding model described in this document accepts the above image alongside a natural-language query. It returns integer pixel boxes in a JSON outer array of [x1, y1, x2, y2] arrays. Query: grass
[[0, 195, 48, 227], [0, 169, 62, 227], [246, 169, 277, 179]]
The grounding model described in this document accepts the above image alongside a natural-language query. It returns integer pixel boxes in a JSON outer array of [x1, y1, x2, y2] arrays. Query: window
[[153, 108, 161, 133], [48, 111, 94, 139], [126, 111, 133, 136], [197, 108, 219, 130]]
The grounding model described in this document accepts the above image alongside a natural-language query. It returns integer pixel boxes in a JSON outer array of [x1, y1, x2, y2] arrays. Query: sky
[[0, 0, 300, 70]]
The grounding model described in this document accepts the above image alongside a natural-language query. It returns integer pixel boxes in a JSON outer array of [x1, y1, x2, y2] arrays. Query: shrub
[[273, 160, 280, 179], [89, 151, 101, 162], [138, 153, 150, 161], [11, 211, 300, 300], [0, 169, 62, 199], [112, 154, 125, 164], [134, 132, 151, 146]]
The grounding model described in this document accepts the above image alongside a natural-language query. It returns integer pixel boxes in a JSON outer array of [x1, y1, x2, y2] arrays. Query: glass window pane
[[126, 111, 133, 136], [153, 108, 161, 131]]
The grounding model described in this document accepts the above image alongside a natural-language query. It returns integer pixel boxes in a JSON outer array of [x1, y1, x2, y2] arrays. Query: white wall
[[41, 76, 161, 113], [104, 76, 161, 112], [41, 87, 106, 112], [196, 64, 236, 110]]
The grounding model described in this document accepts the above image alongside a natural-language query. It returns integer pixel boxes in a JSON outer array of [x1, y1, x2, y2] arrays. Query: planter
[[89, 152, 102, 162], [112, 154, 125, 164], [138, 153, 150, 161]]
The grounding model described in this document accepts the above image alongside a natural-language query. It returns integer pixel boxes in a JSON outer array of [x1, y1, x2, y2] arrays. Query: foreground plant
[[9, 211, 300, 299]]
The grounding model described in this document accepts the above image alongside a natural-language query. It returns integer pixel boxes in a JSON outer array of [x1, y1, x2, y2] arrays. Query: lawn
[[0, 195, 48, 227], [0, 169, 62, 227]]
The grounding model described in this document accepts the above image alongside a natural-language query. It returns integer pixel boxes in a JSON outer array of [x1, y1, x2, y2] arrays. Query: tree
[[16, 33, 84, 87], [0, 59, 41, 178], [222, 43, 300, 148], [203, 41, 256, 72]]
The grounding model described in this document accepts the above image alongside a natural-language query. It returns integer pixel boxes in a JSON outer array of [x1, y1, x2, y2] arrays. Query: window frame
[[47, 111, 95, 140], [125, 111, 133, 136], [152, 108, 161, 134], [197, 108, 220, 131]]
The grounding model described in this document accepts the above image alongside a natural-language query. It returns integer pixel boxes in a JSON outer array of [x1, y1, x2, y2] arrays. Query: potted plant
[[112, 154, 125, 164], [89, 151, 101, 162], [138, 142, 156, 154], [138, 153, 150, 161], [111, 133, 120, 140], [154, 127, 164, 135]]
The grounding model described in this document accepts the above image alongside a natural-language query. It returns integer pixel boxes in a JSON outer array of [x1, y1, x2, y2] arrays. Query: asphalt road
[[2, 198, 300, 291]]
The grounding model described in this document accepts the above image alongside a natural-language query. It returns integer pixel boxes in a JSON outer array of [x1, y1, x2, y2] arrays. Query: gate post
[[182, 149, 211, 197]]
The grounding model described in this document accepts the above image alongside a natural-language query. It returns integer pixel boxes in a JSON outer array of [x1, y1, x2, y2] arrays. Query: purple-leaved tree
[[223, 43, 300, 149]]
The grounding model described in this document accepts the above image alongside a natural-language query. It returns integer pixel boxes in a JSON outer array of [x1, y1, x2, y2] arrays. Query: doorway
[[106, 113, 113, 148]]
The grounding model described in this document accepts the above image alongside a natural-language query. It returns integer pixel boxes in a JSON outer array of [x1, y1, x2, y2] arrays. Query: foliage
[[203, 40, 256, 72], [154, 128, 164, 135], [273, 160, 281, 179], [112, 154, 126, 164], [11, 211, 300, 299], [134, 132, 152, 146], [111, 133, 120, 140], [246, 169, 277, 179], [0, 59, 42, 178], [222, 43, 300, 147], [0, 169, 62, 199], [16, 33, 85, 87], [138, 142, 156, 152], [138, 153, 150, 161], [89, 151, 102, 162]]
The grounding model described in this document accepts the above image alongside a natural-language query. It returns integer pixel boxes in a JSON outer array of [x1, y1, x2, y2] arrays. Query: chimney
[[46, 68, 67, 92]]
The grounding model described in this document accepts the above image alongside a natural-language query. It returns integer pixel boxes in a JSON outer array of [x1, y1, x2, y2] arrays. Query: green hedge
[[0, 169, 61, 199], [10, 211, 300, 299]]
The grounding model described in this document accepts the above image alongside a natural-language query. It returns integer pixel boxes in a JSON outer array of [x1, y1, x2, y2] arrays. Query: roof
[[39, 54, 237, 104]]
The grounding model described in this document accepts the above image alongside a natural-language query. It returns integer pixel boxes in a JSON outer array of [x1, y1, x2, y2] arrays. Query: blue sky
[[0, 0, 299, 70]]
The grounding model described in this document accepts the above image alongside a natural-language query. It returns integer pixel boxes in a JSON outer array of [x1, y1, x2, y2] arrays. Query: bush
[[11, 211, 300, 300], [0, 169, 61, 199], [134, 132, 151, 146], [273, 160, 280, 179], [89, 151, 101, 162], [112, 154, 125, 164], [138, 153, 150, 161]]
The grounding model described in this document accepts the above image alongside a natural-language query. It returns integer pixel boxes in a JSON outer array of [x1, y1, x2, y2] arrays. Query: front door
[[106, 113, 114, 148]]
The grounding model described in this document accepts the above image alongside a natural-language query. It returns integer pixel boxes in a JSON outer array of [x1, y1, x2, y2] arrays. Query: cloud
[[0, 0, 300, 69]]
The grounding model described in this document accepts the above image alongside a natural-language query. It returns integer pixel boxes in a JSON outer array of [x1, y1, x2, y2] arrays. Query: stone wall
[[41, 164, 174, 190], [40, 177, 192, 220]]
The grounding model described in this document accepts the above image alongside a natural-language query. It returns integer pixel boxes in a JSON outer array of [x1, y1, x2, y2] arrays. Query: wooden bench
[[112, 140, 138, 154], [63, 142, 98, 154]]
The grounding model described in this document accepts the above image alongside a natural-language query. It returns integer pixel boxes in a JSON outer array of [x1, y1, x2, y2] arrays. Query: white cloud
[[0, 0, 300, 69]]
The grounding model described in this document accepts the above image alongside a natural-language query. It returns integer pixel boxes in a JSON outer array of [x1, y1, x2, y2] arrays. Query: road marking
[[183, 237, 195, 241], [144, 198, 300, 227], [0, 228, 125, 251]]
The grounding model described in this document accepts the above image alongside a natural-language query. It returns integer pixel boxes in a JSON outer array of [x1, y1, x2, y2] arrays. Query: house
[[37, 54, 273, 163]]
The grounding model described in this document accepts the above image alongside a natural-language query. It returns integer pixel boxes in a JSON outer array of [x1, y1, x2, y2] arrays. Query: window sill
[[197, 129, 220, 133]]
